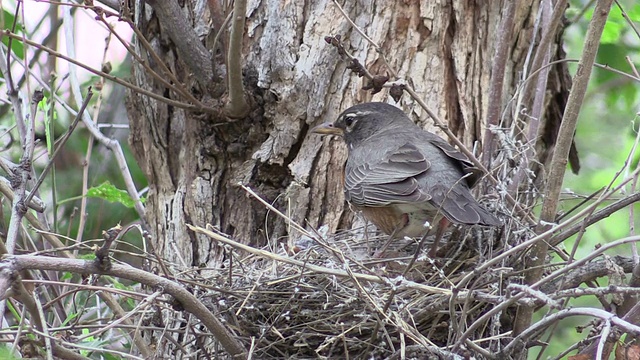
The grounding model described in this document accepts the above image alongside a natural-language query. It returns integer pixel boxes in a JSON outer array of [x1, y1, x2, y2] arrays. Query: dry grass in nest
[[189, 223, 508, 359]]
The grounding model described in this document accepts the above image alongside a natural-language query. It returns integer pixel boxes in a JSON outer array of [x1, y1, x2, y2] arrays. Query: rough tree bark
[[125, 0, 569, 354]]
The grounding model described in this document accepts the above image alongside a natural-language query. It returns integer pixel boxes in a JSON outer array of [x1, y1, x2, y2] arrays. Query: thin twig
[[33, 292, 54, 360], [502, 308, 637, 356], [596, 320, 612, 360], [24, 90, 93, 206], [510, 0, 568, 191], [553, 194, 640, 246], [0, 37, 27, 155], [5, 91, 39, 253], [61, 4, 146, 221], [75, 290, 163, 342], [5, 254, 248, 358], [1, 30, 214, 114], [456, 235, 640, 352], [615, 0, 640, 41], [93, 13, 203, 106]]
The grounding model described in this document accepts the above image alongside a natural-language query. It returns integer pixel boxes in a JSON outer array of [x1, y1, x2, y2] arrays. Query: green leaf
[[81, 328, 95, 342], [112, 279, 129, 291], [628, 4, 640, 21], [79, 253, 96, 260], [61, 312, 79, 327], [583, 4, 639, 44], [103, 353, 121, 360], [39, 95, 55, 155], [0, 10, 25, 61], [61, 272, 73, 280], [600, 20, 622, 44], [86, 181, 143, 208]]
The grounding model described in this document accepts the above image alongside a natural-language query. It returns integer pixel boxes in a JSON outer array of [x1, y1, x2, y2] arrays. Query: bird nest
[[189, 222, 510, 359]]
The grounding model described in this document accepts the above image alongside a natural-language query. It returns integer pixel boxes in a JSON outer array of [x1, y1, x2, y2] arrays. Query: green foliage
[[102, 353, 122, 360], [595, 2, 640, 44], [79, 253, 96, 260], [86, 181, 144, 209], [79, 328, 97, 357], [60, 312, 79, 327], [0, 9, 25, 61], [60, 272, 73, 281], [0, 346, 19, 360]]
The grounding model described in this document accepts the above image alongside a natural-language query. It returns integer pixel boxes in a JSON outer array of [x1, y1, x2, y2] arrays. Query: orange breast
[[357, 205, 444, 238], [358, 206, 406, 235]]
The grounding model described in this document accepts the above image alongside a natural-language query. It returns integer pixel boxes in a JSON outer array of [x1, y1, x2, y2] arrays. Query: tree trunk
[[126, 0, 567, 356]]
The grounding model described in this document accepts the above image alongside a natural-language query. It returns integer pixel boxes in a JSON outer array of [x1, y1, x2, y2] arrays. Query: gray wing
[[416, 134, 501, 226], [345, 143, 432, 207], [421, 131, 482, 187], [428, 181, 500, 226]]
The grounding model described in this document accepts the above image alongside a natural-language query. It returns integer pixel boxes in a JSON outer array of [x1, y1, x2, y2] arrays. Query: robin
[[312, 102, 500, 255]]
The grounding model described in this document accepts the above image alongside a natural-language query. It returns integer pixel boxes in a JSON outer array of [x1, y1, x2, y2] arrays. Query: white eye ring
[[343, 113, 359, 131], [341, 110, 371, 132]]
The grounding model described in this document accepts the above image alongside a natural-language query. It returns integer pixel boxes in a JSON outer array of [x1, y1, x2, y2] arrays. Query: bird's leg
[[427, 217, 451, 257], [372, 227, 400, 258]]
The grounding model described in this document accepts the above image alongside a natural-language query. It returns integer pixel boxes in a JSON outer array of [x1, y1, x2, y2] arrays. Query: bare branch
[[552, 190, 640, 247], [0, 177, 45, 213], [0, 30, 212, 113], [224, 0, 250, 118], [578, 301, 640, 357], [541, 256, 635, 293], [3, 255, 247, 358], [615, 0, 640, 41], [454, 236, 640, 351], [93, 13, 204, 107], [0, 37, 27, 153], [5, 90, 40, 254], [0, 260, 89, 360], [95, 225, 122, 270]]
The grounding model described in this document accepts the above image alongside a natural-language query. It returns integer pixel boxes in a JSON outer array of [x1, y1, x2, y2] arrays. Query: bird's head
[[311, 102, 414, 147]]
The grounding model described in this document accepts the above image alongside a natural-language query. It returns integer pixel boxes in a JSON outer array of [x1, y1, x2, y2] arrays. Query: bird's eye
[[343, 115, 357, 130]]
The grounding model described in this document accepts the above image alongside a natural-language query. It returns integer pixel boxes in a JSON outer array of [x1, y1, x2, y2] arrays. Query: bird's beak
[[311, 122, 343, 136]]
